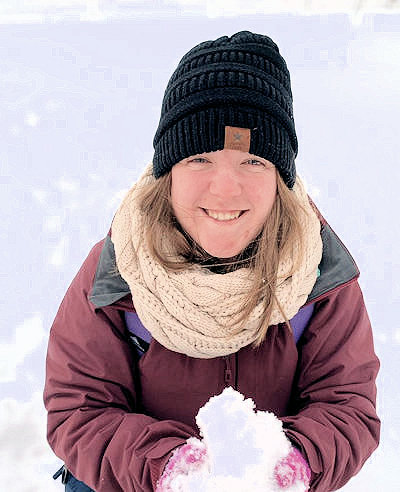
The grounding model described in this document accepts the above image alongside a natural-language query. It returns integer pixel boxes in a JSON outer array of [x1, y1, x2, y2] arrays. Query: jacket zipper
[[223, 355, 233, 386], [235, 351, 238, 388]]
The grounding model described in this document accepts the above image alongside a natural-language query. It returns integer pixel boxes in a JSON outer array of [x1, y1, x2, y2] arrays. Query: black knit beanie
[[152, 30, 297, 189]]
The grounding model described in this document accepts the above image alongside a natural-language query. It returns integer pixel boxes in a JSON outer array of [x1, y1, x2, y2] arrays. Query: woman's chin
[[201, 244, 243, 259]]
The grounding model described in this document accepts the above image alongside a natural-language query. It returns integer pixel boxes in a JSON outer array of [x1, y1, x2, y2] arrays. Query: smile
[[201, 208, 247, 221]]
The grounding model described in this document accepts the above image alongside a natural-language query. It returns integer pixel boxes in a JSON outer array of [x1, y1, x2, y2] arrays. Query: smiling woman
[[44, 30, 380, 492], [171, 149, 277, 258]]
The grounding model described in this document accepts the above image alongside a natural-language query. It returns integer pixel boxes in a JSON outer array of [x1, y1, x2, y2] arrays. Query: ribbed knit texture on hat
[[153, 31, 298, 188]]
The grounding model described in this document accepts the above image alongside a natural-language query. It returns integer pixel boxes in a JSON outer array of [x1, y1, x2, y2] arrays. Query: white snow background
[[1, 2, 399, 491]]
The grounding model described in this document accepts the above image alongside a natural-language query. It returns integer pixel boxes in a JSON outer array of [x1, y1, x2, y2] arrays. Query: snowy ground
[[1, 3, 399, 491]]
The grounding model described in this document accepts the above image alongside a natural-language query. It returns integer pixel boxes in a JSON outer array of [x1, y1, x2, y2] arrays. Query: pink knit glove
[[274, 446, 311, 489], [156, 437, 208, 492]]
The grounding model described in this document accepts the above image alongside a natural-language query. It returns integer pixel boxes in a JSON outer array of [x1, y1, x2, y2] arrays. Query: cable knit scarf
[[111, 164, 322, 359]]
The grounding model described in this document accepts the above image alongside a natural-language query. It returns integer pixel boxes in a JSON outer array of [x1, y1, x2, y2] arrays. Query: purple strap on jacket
[[124, 303, 314, 357], [125, 312, 152, 344], [290, 303, 314, 343]]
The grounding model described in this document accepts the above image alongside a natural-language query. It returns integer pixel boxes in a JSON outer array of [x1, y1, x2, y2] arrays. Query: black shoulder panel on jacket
[[89, 235, 130, 308], [306, 223, 359, 303]]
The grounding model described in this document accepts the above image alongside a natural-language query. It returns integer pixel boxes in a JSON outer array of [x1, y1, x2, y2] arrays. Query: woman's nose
[[208, 169, 242, 198]]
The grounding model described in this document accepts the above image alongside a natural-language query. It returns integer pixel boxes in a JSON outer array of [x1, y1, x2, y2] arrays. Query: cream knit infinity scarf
[[111, 164, 322, 359]]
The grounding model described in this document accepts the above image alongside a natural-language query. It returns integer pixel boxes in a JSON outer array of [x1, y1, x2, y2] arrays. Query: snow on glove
[[274, 447, 311, 489], [157, 387, 310, 492], [156, 437, 209, 492]]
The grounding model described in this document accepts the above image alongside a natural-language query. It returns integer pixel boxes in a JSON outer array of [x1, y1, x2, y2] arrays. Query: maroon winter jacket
[[43, 217, 380, 492]]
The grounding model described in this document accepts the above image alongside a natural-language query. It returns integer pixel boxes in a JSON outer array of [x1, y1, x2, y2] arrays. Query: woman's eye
[[188, 157, 209, 163], [245, 159, 265, 166]]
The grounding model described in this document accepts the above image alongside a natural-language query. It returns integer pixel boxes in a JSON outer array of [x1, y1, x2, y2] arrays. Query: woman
[[44, 31, 380, 491]]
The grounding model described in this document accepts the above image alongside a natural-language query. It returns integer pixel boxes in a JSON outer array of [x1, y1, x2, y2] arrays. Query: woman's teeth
[[205, 209, 242, 221]]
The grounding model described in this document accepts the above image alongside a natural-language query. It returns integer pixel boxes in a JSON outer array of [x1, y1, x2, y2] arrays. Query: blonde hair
[[134, 167, 308, 348]]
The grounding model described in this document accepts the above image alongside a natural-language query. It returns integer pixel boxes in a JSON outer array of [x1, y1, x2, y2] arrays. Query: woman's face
[[170, 149, 277, 258]]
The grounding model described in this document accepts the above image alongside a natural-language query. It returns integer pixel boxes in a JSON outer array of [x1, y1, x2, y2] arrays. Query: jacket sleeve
[[43, 241, 197, 492], [281, 280, 380, 491]]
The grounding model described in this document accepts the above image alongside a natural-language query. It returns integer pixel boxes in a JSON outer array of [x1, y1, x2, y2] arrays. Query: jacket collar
[[89, 222, 359, 309], [307, 222, 359, 304], [89, 234, 130, 308]]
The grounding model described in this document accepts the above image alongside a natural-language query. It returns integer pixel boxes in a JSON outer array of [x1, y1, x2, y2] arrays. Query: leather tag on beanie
[[224, 126, 251, 152]]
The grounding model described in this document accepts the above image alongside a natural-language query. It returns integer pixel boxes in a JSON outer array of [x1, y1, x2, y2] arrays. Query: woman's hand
[[156, 387, 311, 491], [156, 438, 209, 492], [274, 447, 311, 489]]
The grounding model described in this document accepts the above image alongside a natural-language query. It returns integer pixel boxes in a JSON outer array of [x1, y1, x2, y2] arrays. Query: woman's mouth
[[201, 208, 247, 221]]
